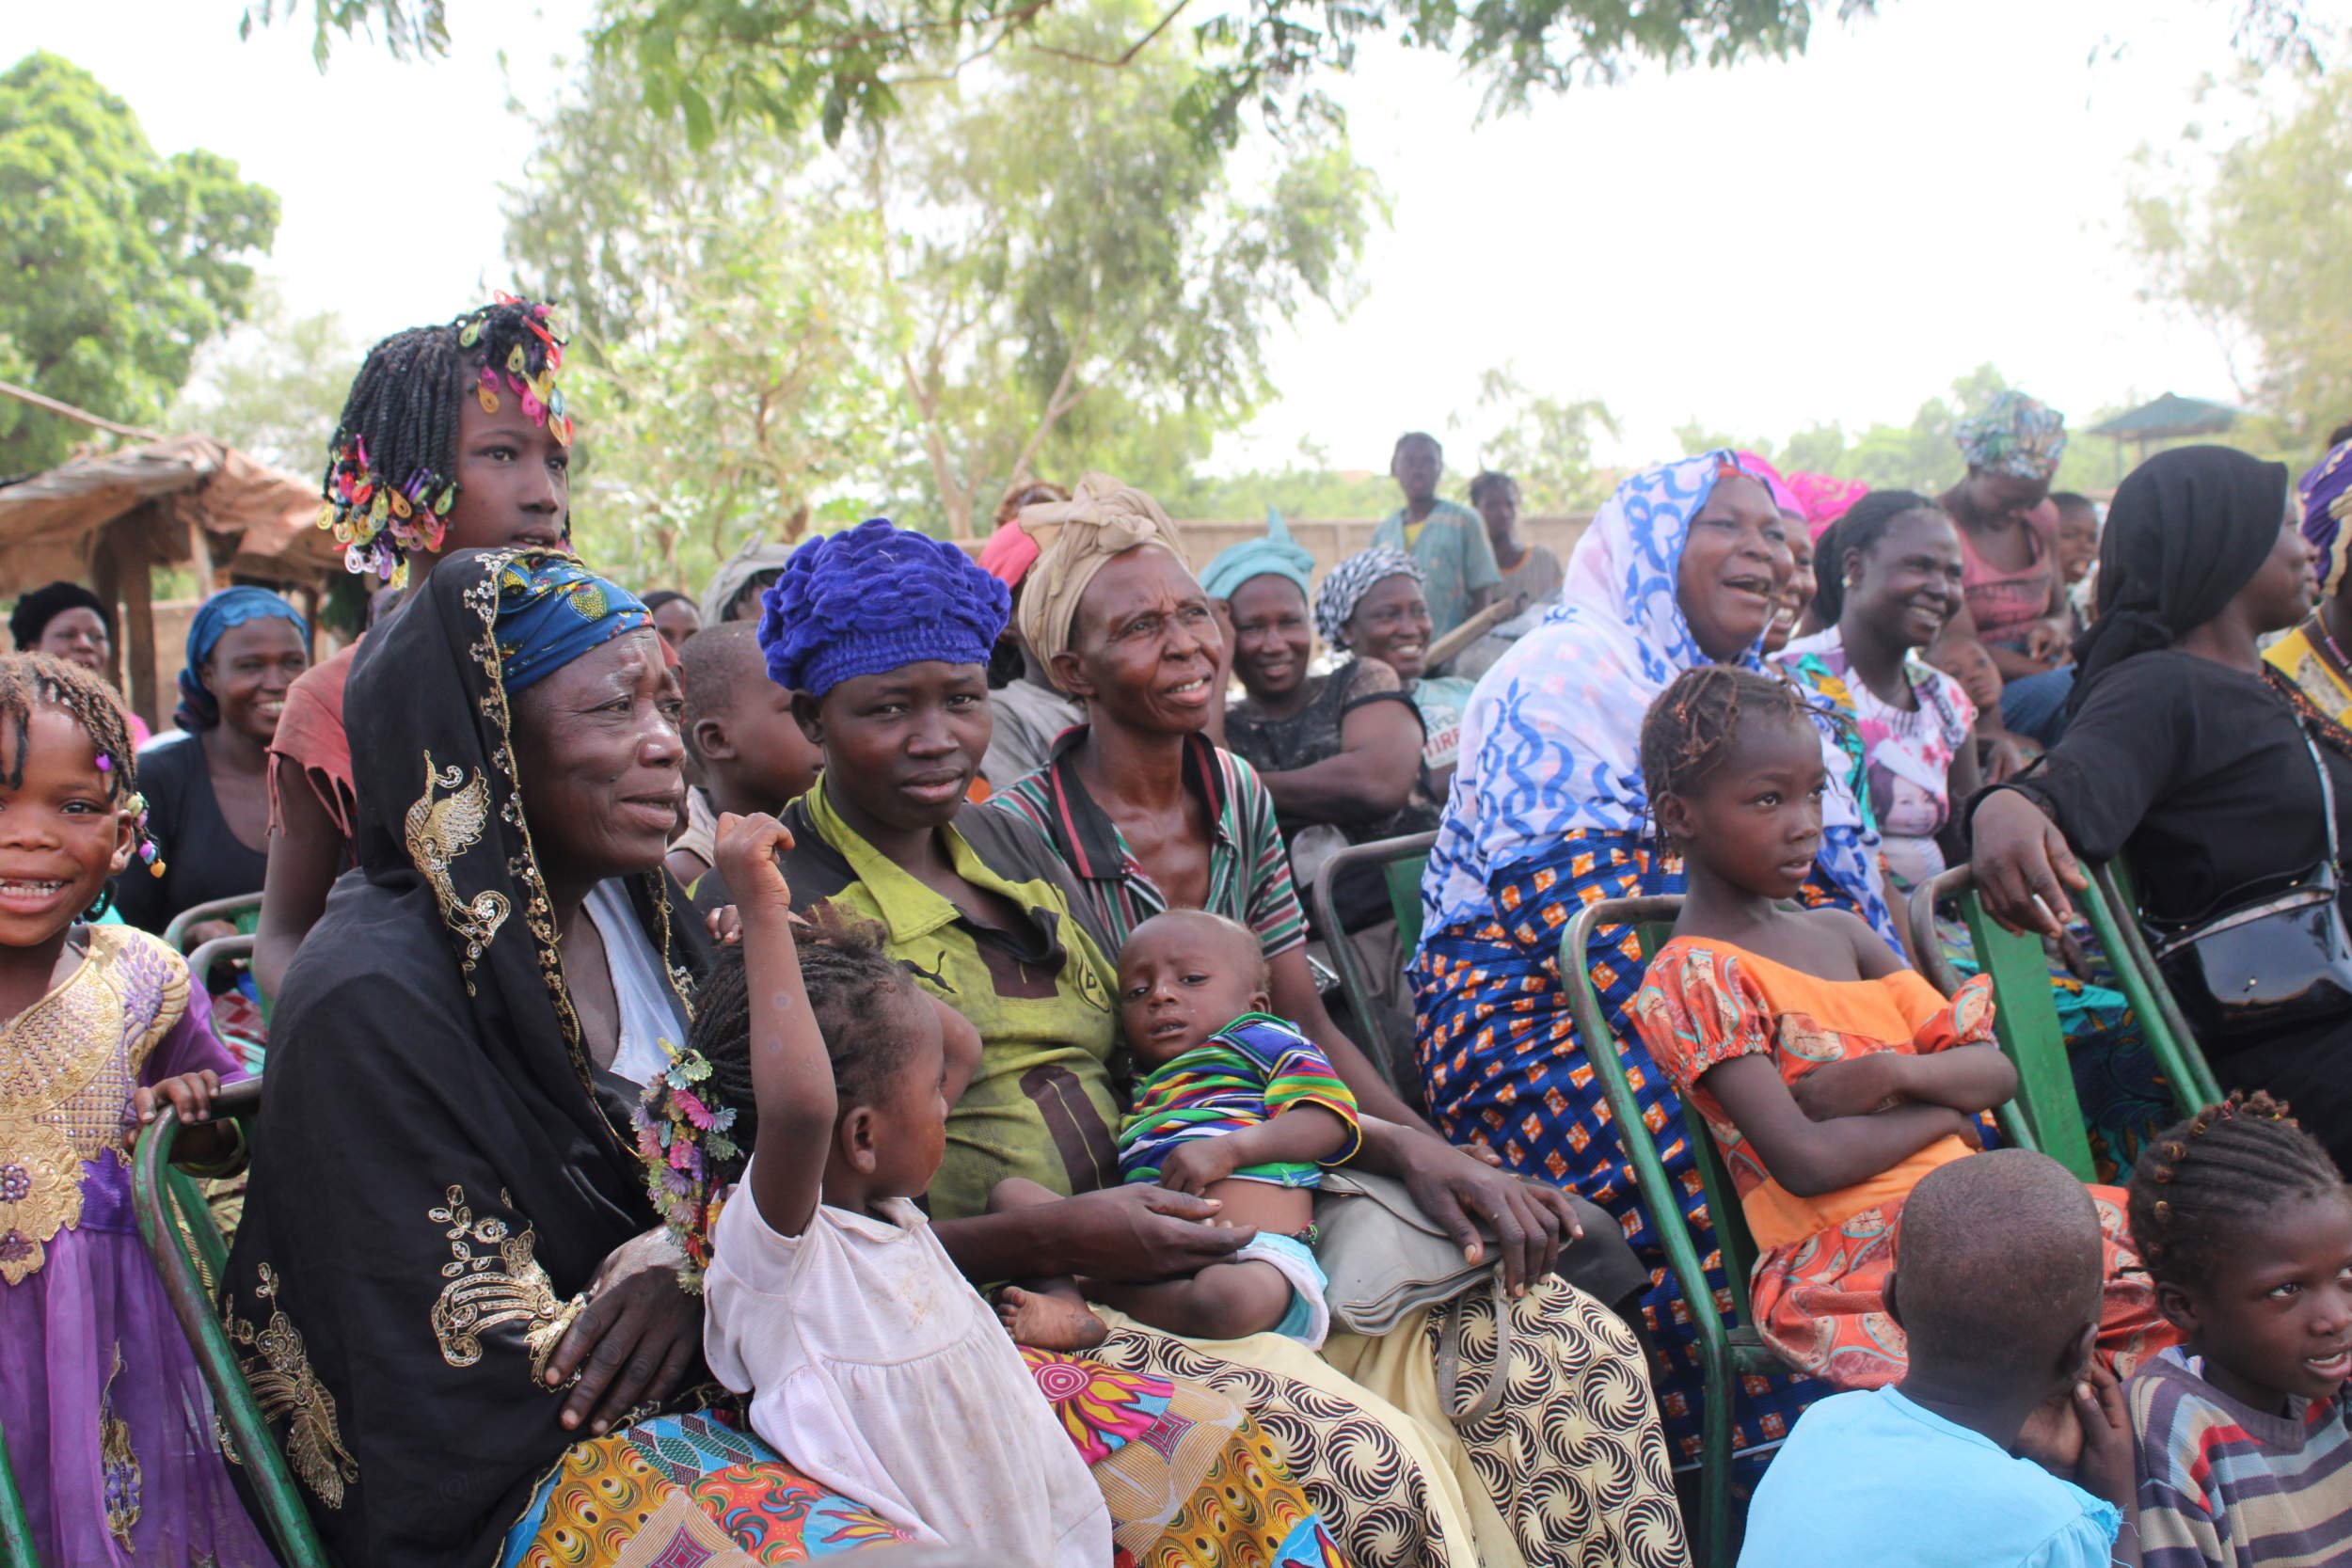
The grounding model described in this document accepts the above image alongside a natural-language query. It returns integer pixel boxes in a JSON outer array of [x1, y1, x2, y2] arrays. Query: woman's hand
[[712, 814, 793, 918], [547, 1227, 701, 1436], [1386, 1126, 1581, 1295], [1788, 1053, 1903, 1122], [1044, 1184, 1255, 1282], [1971, 789, 2086, 937]]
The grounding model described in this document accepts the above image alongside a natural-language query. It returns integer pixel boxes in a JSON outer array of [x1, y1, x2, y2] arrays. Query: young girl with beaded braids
[[1626, 664, 2178, 1391], [2124, 1094, 2352, 1566], [0, 654, 272, 1568], [255, 295, 578, 999]]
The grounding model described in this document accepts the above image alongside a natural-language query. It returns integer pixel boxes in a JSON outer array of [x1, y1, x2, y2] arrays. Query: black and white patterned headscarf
[[1313, 546, 1422, 650]]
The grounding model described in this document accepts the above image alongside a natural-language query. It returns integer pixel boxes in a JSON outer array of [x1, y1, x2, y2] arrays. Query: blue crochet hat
[[760, 518, 1012, 697]]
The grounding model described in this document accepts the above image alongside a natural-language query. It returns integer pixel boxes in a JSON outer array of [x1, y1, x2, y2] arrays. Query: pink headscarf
[[1783, 471, 1870, 541], [1730, 451, 1803, 517], [976, 518, 1041, 587]]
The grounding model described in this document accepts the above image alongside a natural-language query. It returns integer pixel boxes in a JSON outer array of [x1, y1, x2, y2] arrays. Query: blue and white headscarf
[[1419, 451, 1897, 949]]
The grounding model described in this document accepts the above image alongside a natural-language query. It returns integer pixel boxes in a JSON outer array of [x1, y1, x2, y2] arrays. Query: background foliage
[[0, 52, 278, 472]]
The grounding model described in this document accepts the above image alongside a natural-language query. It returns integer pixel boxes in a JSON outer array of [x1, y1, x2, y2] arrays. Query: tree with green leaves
[[1677, 366, 2122, 495], [2126, 68, 2352, 445], [167, 285, 361, 472], [1469, 364, 1618, 512], [507, 1, 1376, 585], [0, 52, 278, 472]]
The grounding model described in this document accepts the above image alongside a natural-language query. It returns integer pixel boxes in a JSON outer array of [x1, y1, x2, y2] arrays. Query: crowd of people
[[8, 290, 2352, 1568]]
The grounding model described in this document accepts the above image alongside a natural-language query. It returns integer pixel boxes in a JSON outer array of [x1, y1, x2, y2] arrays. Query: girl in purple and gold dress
[[0, 653, 273, 1567]]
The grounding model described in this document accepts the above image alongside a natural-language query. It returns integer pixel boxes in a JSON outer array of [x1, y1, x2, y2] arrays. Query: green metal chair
[[1908, 865, 2096, 1180], [2076, 862, 2225, 1109], [0, 1421, 37, 1568], [161, 895, 263, 956], [1306, 830, 1437, 1090], [1558, 895, 1779, 1568], [130, 1079, 332, 1568]]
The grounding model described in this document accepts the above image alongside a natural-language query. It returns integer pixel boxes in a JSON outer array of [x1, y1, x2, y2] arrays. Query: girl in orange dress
[[1626, 665, 2176, 1389]]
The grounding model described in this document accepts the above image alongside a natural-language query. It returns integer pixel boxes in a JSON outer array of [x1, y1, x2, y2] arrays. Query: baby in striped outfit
[[993, 909, 1359, 1350]]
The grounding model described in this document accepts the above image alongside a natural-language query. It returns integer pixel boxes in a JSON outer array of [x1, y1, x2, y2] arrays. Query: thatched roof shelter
[[0, 433, 340, 727]]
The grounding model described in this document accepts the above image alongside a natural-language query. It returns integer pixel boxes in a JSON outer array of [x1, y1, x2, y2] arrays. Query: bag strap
[[2301, 721, 2341, 864], [1432, 1274, 1512, 1426]]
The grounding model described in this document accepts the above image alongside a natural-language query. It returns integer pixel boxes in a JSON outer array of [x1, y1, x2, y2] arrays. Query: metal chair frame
[[1558, 895, 1781, 1568], [130, 1078, 331, 1568], [1306, 831, 1438, 1090]]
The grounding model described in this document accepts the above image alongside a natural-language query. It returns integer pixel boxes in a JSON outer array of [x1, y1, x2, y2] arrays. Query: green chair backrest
[[0, 1421, 36, 1568], [1383, 854, 1427, 956], [2076, 861, 2225, 1111], [131, 1081, 333, 1568], [1956, 886, 2099, 1182]]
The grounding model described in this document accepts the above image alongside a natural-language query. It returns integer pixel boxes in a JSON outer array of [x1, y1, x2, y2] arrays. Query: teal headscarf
[[1200, 509, 1316, 605]]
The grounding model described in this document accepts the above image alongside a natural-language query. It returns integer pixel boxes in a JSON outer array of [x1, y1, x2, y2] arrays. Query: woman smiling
[[1415, 452, 1900, 1469]]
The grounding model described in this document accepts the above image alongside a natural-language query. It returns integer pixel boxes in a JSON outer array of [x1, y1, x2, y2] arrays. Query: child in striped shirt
[[2124, 1093, 2352, 1568], [994, 909, 1359, 1349]]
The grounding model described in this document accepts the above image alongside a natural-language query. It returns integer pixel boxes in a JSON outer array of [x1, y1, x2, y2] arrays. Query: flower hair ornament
[[316, 294, 575, 581], [631, 1041, 738, 1291]]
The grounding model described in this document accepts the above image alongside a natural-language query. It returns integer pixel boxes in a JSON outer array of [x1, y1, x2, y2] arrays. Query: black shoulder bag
[[2145, 722, 2352, 1051]]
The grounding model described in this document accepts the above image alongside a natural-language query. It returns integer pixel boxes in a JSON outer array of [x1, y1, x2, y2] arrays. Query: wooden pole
[[87, 539, 122, 696], [188, 516, 218, 595], [119, 531, 156, 732]]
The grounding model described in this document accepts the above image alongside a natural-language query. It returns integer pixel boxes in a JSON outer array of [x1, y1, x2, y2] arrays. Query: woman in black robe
[[218, 547, 714, 1565]]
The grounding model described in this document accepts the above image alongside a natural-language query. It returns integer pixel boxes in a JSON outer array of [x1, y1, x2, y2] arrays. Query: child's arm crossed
[[1155, 1105, 1353, 1196], [715, 812, 833, 1239]]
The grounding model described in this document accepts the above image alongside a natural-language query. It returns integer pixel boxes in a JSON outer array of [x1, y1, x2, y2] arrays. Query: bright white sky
[[14, 0, 2277, 476]]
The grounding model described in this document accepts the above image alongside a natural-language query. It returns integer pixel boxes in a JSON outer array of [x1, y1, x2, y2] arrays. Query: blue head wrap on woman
[[760, 518, 1011, 697], [174, 586, 310, 732], [493, 555, 652, 692]]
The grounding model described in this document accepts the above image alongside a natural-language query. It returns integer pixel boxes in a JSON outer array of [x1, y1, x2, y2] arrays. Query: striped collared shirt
[[990, 727, 1309, 964]]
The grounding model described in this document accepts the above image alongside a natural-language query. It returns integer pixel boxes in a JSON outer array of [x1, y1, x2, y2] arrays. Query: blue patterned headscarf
[[1200, 509, 1317, 607], [1420, 452, 1898, 949], [175, 586, 310, 732], [1954, 390, 2068, 481], [2300, 439, 2352, 598], [760, 518, 1011, 698], [493, 555, 652, 694]]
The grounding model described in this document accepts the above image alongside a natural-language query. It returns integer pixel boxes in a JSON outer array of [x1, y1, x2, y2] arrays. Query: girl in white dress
[[698, 810, 1112, 1568]]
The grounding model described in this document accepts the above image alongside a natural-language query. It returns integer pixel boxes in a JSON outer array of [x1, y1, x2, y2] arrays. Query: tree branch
[[1026, 0, 1192, 66]]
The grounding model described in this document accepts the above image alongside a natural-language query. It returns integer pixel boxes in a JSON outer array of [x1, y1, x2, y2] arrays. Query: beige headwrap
[[1013, 472, 1193, 686]]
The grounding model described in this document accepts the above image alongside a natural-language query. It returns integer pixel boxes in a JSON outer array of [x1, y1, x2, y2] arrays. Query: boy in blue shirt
[[1742, 1149, 2141, 1567]]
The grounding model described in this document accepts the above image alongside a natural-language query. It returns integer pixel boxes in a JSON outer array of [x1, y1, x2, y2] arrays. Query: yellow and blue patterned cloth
[[493, 553, 651, 692]]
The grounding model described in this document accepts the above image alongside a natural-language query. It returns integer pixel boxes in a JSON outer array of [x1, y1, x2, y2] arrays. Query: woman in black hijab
[[1969, 446, 2352, 1162], [218, 547, 716, 1565]]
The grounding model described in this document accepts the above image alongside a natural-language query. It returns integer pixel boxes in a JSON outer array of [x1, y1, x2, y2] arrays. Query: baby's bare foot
[[996, 1286, 1109, 1352]]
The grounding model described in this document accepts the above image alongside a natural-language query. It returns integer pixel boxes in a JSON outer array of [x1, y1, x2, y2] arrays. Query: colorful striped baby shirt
[[1117, 1013, 1362, 1188], [2131, 1348, 2352, 1568]]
